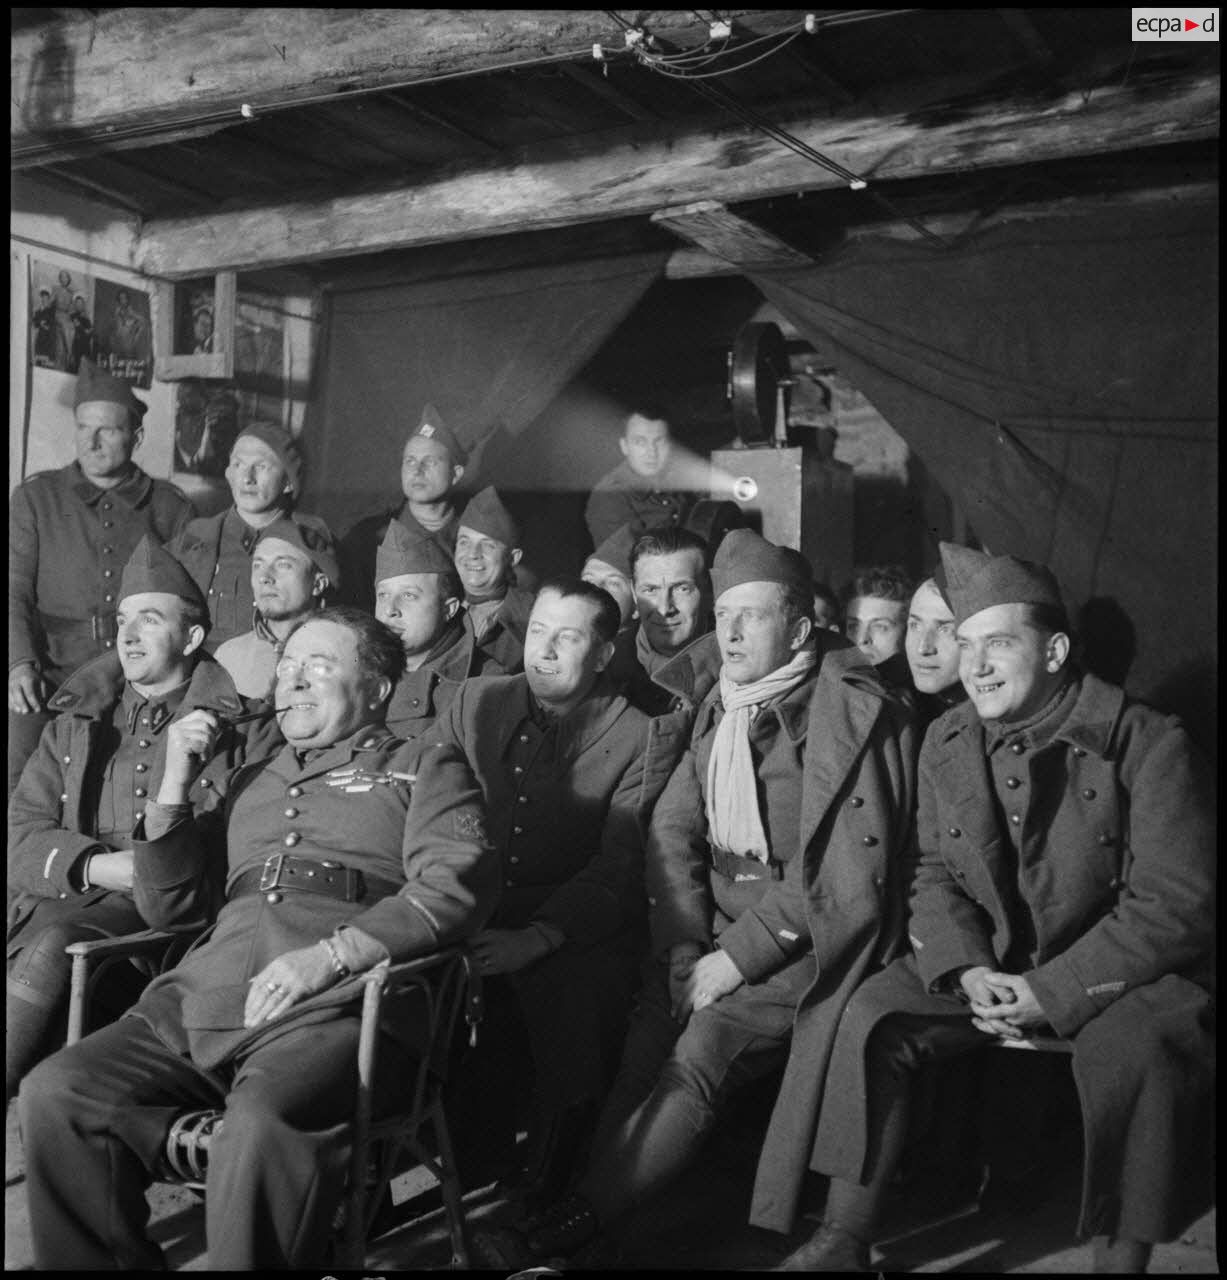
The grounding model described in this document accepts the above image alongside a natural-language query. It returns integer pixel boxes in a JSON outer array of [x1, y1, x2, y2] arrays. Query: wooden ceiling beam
[[12, 7, 808, 157], [134, 67, 1219, 278], [651, 200, 814, 267]]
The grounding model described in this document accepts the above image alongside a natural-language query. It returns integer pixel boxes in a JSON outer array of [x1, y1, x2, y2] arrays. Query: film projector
[[696, 321, 853, 586]]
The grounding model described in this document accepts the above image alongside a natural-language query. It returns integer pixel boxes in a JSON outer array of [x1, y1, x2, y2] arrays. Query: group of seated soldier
[[6, 376, 1214, 1274]]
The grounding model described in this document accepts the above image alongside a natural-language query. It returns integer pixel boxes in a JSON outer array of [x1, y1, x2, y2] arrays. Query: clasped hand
[[960, 966, 1046, 1039]]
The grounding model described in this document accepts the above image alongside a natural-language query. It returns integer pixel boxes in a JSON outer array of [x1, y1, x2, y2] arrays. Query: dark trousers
[[18, 1012, 416, 1269], [579, 956, 812, 1226], [6, 893, 149, 1101]]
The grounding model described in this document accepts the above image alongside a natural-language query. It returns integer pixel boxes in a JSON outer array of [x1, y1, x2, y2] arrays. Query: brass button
[[1073, 747, 1087, 758], [266, 892, 282, 904], [411, 698, 420, 707], [199, 777, 212, 788], [102, 520, 114, 529], [1005, 777, 1021, 789], [648, 896, 657, 906], [102, 545, 113, 554], [519, 734, 530, 743], [874, 876, 885, 888], [1098, 833, 1114, 846], [288, 786, 303, 798], [1010, 813, 1021, 825], [63, 755, 71, 764], [101, 501, 112, 511], [104, 593, 114, 603], [509, 856, 520, 865], [135, 763, 148, 773], [285, 807, 299, 819], [134, 787, 146, 797], [505, 879, 515, 888], [59, 792, 68, 802], [1082, 788, 1096, 800], [862, 835, 878, 847], [135, 810, 144, 821], [513, 825, 523, 835], [141, 717, 149, 726], [948, 827, 961, 838], [513, 766, 523, 774], [139, 739, 150, 748], [849, 796, 864, 808], [104, 639, 114, 648], [103, 568, 114, 578], [518, 795, 528, 804], [1010, 741, 1025, 754], [284, 832, 301, 847]]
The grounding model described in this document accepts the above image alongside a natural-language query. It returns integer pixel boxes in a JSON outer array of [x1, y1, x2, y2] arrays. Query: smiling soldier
[[431, 577, 661, 1207], [454, 485, 534, 673], [777, 542, 1214, 1274]]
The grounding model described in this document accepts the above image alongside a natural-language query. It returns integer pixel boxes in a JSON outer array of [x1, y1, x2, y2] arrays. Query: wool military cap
[[255, 516, 341, 590], [73, 357, 148, 424], [711, 528, 813, 600], [938, 541, 1064, 626], [409, 402, 469, 467], [587, 524, 637, 580], [234, 420, 304, 500], [375, 519, 455, 583], [119, 535, 207, 610], [458, 486, 520, 548]]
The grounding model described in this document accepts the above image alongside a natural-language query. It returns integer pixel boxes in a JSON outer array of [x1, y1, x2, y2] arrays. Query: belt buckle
[[259, 853, 285, 893]]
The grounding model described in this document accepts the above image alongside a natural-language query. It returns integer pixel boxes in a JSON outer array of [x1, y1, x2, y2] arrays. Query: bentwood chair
[[65, 936, 483, 1268]]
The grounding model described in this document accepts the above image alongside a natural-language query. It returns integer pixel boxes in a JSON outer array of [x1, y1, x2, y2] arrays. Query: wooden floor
[[6, 1100, 1216, 1273]]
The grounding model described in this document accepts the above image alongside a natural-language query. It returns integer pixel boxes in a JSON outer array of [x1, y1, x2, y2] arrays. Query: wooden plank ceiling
[[10, 8, 1221, 286]]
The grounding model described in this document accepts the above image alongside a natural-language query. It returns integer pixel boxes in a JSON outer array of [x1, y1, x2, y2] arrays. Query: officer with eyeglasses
[[18, 604, 496, 1270]]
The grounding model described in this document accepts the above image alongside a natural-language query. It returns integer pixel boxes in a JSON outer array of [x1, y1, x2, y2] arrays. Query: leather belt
[[39, 611, 116, 643], [709, 846, 783, 883], [229, 853, 400, 904]]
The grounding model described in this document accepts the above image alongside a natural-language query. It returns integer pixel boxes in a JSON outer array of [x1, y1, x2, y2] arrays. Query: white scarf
[[705, 647, 817, 863]]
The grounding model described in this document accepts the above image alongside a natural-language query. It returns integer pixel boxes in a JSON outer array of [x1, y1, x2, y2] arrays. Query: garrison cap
[[408, 402, 468, 467], [376, 519, 455, 583], [119, 535, 207, 611], [255, 516, 341, 590], [938, 541, 1064, 626], [458, 486, 520, 548], [712, 528, 813, 600], [587, 524, 636, 580], [73, 357, 148, 425], [234, 420, 304, 501]]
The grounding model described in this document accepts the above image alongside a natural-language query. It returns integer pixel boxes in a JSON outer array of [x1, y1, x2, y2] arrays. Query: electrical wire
[[643, 31, 805, 79]]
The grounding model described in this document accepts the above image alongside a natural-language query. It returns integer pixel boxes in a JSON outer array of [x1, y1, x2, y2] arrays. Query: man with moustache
[[485, 530, 915, 1266], [7, 538, 258, 1103], [18, 605, 495, 1270], [338, 403, 469, 615], [433, 578, 658, 1206], [169, 420, 333, 651], [777, 543, 1214, 1274], [454, 486, 534, 673], [213, 516, 339, 698], [9, 359, 193, 795], [373, 520, 503, 741]]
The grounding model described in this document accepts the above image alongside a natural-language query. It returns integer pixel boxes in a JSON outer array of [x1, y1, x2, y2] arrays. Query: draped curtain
[[301, 250, 667, 536], [750, 199, 1217, 740]]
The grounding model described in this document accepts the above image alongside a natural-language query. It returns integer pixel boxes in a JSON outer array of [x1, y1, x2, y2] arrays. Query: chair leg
[[432, 1099, 471, 1269]]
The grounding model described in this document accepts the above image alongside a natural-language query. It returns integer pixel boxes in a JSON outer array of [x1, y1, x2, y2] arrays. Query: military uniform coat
[[7, 653, 264, 954], [680, 640, 915, 1234], [9, 463, 193, 684], [583, 460, 692, 548], [168, 507, 334, 651], [432, 675, 661, 1102], [127, 727, 494, 1071], [809, 673, 1215, 1239], [385, 624, 502, 744], [461, 586, 534, 674]]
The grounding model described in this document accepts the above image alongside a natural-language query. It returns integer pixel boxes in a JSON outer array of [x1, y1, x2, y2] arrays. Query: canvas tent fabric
[[302, 249, 668, 537], [750, 198, 1217, 747]]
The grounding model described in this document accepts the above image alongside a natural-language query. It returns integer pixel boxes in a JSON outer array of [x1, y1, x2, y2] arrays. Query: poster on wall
[[171, 292, 288, 477], [28, 259, 153, 388]]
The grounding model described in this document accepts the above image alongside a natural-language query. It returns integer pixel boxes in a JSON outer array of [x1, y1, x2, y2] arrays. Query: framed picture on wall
[[153, 271, 236, 380]]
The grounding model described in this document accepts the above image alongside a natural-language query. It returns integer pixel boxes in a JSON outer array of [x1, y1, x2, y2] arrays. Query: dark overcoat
[[9, 463, 193, 683], [385, 624, 502, 744], [583, 460, 691, 548], [461, 586, 534, 674], [810, 674, 1215, 1239], [126, 728, 495, 1071], [7, 653, 266, 953], [740, 645, 917, 1233], [432, 675, 662, 1101]]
